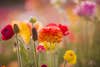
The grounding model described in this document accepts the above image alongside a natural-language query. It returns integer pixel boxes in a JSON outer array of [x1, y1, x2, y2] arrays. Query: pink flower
[[36, 45, 46, 53], [1, 24, 14, 40], [74, 1, 96, 17]]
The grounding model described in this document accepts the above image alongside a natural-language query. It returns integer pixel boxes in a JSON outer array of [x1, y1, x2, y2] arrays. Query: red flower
[[47, 23, 69, 36], [58, 24, 69, 36], [41, 64, 47, 67], [1, 24, 14, 40]]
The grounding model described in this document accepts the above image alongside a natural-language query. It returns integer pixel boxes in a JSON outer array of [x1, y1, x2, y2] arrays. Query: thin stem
[[32, 22, 38, 67], [50, 53, 52, 67], [86, 19, 89, 63], [16, 45, 21, 67], [29, 40, 36, 67], [33, 41, 38, 67], [64, 61, 66, 67], [53, 53, 55, 67], [15, 34, 23, 67]]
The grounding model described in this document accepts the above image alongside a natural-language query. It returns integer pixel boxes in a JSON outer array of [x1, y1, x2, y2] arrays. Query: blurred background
[[0, 0, 100, 67]]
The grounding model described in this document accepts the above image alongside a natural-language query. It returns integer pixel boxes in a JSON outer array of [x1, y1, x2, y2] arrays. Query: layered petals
[[39, 26, 63, 43], [1, 24, 14, 40], [18, 22, 31, 44], [47, 23, 69, 36], [64, 50, 77, 64]]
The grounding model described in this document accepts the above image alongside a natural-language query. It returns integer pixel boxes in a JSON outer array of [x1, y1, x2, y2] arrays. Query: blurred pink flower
[[36, 45, 46, 53], [74, 1, 96, 17]]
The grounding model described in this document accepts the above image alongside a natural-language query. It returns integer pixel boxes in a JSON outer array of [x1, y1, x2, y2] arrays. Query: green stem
[[53, 53, 55, 67], [50, 53, 52, 67], [33, 41, 38, 67], [16, 34, 23, 67], [86, 19, 89, 64], [29, 40, 35, 67], [54, 53, 58, 67], [64, 61, 66, 67], [16, 45, 21, 67]]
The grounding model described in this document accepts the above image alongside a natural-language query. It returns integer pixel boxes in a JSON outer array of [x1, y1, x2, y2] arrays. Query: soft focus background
[[0, 0, 100, 67]]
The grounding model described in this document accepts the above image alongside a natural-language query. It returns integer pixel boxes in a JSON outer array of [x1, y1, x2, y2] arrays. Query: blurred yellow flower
[[18, 22, 31, 44], [66, 7, 79, 23], [43, 41, 49, 50], [64, 50, 77, 64], [42, 41, 56, 51]]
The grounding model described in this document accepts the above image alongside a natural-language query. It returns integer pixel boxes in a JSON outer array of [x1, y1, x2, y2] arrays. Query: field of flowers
[[0, 0, 100, 67]]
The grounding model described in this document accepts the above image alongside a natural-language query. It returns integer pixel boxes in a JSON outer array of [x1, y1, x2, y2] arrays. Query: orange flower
[[38, 26, 63, 43]]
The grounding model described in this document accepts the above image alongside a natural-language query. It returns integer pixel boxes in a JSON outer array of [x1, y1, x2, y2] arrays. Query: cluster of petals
[[1, 24, 14, 40], [38, 25, 63, 43]]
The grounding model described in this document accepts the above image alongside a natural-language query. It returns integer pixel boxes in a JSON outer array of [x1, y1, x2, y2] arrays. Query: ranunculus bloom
[[64, 50, 77, 64], [74, 1, 96, 17], [41, 64, 47, 67], [36, 45, 46, 53], [18, 22, 31, 44], [39, 26, 63, 43], [47, 23, 69, 36], [1, 24, 14, 40]]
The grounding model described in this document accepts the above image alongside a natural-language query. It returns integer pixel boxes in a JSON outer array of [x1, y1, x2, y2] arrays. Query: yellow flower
[[64, 50, 77, 64], [12, 21, 31, 44], [50, 43, 56, 50], [18, 22, 31, 44], [43, 41, 49, 50], [42, 41, 56, 51]]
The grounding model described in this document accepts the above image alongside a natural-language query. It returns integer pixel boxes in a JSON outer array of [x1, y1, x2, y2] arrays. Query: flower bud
[[30, 17, 37, 24], [32, 27, 38, 41], [13, 24, 19, 34]]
